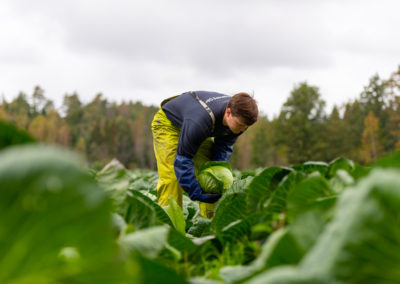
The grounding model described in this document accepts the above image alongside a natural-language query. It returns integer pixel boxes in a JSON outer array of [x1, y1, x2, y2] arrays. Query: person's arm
[[175, 119, 221, 203], [174, 155, 221, 203]]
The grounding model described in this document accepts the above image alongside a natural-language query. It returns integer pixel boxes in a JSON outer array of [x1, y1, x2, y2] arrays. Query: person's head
[[223, 92, 258, 134]]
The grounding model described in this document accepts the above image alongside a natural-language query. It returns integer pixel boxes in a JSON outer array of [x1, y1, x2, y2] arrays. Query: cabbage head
[[198, 161, 233, 194]]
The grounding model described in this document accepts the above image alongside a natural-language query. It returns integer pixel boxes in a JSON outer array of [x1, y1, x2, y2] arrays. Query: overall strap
[[189, 91, 215, 133], [160, 95, 180, 107]]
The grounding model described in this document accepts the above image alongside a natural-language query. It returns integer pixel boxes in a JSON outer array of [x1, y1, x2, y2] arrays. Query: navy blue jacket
[[161, 91, 242, 201]]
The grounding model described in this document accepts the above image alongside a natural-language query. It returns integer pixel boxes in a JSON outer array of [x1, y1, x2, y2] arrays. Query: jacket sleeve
[[174, 154, 221, 203]]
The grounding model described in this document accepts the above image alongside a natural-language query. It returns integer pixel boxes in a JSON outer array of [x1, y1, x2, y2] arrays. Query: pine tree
[[276, 82, 326, 164]]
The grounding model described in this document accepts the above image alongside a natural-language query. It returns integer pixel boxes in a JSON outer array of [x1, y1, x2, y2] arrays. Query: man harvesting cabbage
[[151, 91, 258, 218]]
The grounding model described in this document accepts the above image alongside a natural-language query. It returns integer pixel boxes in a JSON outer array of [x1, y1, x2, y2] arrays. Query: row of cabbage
[[102, 153, 400, 284], [1, 137, 400, 283]]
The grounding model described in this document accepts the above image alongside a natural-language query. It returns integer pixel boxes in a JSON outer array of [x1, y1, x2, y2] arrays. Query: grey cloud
[[10, 0, 334, 78]]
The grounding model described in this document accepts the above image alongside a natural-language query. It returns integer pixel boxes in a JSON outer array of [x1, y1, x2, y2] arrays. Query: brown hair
[[227, 92, 258, 125]]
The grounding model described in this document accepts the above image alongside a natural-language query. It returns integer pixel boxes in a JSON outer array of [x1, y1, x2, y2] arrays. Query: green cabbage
[[198, 161, 233, 194]]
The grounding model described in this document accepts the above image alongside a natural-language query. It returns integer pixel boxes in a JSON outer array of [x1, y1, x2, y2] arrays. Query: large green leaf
[[165, 196, 186, 234], [168, 228, 198, 256], [245, 266, 305, 284], [257, 228, 306, 266], [286, 174, 335, 222], [218, 214, 261, 244], [124, 192, 158, 229], [120, 224, 198, 262], [187, 217, 212, 237], [263, 171, 306, 215], [350, 163, 371, 180], [189, 277, 222, 284], [96, 162, 131, 213], [125, 190, 173, 228], [211, 192, 247, 236], [111, 213, 127, 237], [219, 228, 304, 283], [328, 157, 369, 183], [0, 145, 131, 283], [300, 168, 400, 282], [183, 195, 200, 230], [119, 226, 170, 259], [240, 195, 336, 283], [210, 175, 263, 242], [373, 150, 400, 169], [291, 161, 328, 176], [328, 169, 354, 194], [246, 167, 292, 214], [327, 157, 354, 177], [246, 168, 400, 283], [225, 176, 253, 195], [137, 254, 187, 284], [287, 200, 335, 255], [0, 120, 35, 150], [129, 169, 159, 195]]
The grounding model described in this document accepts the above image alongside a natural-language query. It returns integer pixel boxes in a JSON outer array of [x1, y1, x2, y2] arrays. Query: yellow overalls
[[151, 96, 217, 218]]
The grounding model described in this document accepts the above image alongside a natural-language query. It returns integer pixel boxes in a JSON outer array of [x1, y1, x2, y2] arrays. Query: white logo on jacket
[[205, 96, 228, 104]]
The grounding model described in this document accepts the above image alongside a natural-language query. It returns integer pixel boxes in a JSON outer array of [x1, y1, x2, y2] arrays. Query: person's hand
[[198, 192, 222, 203], [188, 185, 222, 203]]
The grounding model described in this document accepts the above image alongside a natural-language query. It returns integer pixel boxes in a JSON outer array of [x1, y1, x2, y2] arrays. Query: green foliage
[[291, 161, 328, 175], [0, 145, 134, 283], [263, 171, 306, 217], [374, 150, 400, 169], [96, 161, 131, 213], [165, 196, 187, 235], [188, 217, 212, 237], [3, 90, 400, 283], [327, 157, 355, 177], [246, 166, 292, 214], [0, 120, 36, 149], [286, 174, 335, 222], [124, 190, 173, 229], [245, 168, 400, 284], [136, 254, 188, 284], [119, 226, 171, 259], [220, 228, 304, 283]]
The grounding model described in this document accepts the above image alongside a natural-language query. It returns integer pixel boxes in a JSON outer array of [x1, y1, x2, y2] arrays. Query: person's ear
[[225, 108, 231, 116]]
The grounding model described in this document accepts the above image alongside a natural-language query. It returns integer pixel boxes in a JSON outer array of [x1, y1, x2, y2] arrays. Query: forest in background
[[1, 66, 399, 170]]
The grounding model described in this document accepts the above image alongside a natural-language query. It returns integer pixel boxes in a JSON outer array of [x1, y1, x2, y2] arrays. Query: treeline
[[232, 66, 400, 168], [0, 90, 157, 169], [1, 66, 399, 170]]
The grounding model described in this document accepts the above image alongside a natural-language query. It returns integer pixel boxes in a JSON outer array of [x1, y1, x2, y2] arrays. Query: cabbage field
[[1, 142, 400, 283]]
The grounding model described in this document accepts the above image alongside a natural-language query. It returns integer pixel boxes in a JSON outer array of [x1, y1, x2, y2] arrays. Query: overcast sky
[[1, 0, 399, 118]]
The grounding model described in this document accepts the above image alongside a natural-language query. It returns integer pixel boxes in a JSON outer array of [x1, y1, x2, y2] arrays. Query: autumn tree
[[0, 98, 8, 121], [360, 111, 382, 164], [28, 115, 47, 141], [8, 92, 31, 129], [360, 75, 394, 154]]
